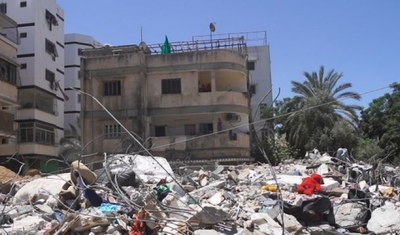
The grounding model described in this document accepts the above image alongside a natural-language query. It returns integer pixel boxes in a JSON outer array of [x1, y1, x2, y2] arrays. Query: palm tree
[[58, 124, 82, 163], [284, 66, 362, 154]]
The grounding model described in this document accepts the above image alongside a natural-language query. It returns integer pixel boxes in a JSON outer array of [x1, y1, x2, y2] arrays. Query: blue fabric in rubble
[[99, 202, 122, 214]]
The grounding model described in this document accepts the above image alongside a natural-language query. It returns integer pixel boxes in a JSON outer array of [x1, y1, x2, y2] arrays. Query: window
[[20, 63, 27, 69], [1, 138, 7, 144], [104, 81, 121, 96], [45, 10, 58, 30], [247, 61, 255, 70], [162, 78, 181, 94], [184, 124, 196, 135], [20, 1, 27, 7], [155, 126, 166, 137], [103, 124, 121, 139], [20, 32, 27, 38], [261, 129, 268, 140], [77, 94, 81, 103], [250, 84, 256, 95], [0, 3, 7, 14], [45, 69, 55, 90], [199, 123, 213, 135], [19, 88, 56, 114], [0, 59, 17, 85], [78, 48, 83, 56], [45, 39, 58, 57], [78, 70, 81, 79], [19, 122, 55, 145]]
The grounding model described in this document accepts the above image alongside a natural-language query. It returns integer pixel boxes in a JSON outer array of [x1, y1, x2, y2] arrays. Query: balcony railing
[[150, 132, 249, 152]]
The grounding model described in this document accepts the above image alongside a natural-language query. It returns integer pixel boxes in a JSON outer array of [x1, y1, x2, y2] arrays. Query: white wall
[[64, 33, 101, 136], [247, 45, 273, 135]]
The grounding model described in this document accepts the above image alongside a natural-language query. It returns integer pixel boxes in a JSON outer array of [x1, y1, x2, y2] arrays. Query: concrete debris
[[0, 151, 399, 234]]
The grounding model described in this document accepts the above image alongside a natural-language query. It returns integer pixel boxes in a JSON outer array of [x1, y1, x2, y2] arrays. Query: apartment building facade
[[193, 32, 273, 141], [64, 33, 101, 136], [81, 38, 253, 167], [1, 0, 65, 172], [0, 12, 19, 169]]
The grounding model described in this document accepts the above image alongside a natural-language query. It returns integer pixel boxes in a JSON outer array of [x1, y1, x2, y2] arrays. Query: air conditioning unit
[[226, 113, 240, 122]]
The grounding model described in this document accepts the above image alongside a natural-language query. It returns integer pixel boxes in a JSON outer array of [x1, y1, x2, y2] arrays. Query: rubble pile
[[0, 151, 400, 235]]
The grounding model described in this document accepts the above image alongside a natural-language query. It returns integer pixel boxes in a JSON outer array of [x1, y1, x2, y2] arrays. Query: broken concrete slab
[[334, 203, 369, 227], [367, 203, 400, 234]]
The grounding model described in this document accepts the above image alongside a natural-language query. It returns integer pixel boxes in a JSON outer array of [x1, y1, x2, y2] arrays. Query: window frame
[[199, 123, 213, 135], [0, 3, 7, 14], [247, 61, 255, 70], [103, 80, 121, 96], [20, 32, 27, 38], [19, 122, 55, 145], [161, 78, 181, 94], [45, 39, 58, 57], [0, 58, 17, 85], [250, 84, 256, 95], [45, 9, 58, 30], [103, 124, 122, 139], [20, 1, 27, 7]]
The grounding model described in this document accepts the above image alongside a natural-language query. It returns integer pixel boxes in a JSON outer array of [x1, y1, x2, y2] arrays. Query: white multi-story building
[[247, 44, 273, 140], [1, 0, 64, 172], [64, 33, 101, 136]]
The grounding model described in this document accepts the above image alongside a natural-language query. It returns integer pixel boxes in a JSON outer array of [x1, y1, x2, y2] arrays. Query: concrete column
[[211, 71, 216, 92]]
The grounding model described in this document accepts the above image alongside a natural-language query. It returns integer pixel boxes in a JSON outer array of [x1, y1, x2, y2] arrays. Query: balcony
[[150, 132, 250, 160], [18, 88, 57, 116], [155, 91, 248, 109]]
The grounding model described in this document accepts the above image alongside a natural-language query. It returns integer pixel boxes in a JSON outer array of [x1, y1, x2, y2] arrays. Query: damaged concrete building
[[0, 12, 19, 169], [80, 32, 272, 168]]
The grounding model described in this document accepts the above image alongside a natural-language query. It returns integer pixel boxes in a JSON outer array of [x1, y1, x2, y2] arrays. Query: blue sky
[[58, 0, 400, 108]]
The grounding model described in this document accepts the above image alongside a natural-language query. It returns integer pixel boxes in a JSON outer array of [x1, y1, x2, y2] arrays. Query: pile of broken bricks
[[0, 153, 400, 235]]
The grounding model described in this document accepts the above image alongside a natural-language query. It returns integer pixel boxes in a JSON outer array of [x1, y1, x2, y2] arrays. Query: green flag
[[161, 35, 171, 54]]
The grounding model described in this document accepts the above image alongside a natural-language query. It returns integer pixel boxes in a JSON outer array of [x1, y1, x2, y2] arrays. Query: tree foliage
[[360, 83, 400, 163], [277, 66, 362, 156]]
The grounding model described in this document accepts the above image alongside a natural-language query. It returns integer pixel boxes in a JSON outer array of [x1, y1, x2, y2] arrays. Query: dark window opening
[[0, 59, 17, 85], [250, 84, 256, 95], [0, 3, 7, 14], [247, 61, 255, 70], [229, 130, 237, 141], [103, 124, 121, 139], [78, 48, 83, 56], [199, 123, 213, 135], [20, 32, 27, 38], [155, 126, 166, 137], [45, 69, 56, 90], [45, 10, 58, 30], [104, 81, 121, 96], [20, 63, 27, 69], [20, 1, 27, 7], [45, 39, 58, 57], [162, 78, 181, 94], [184, 124, 196, 135]]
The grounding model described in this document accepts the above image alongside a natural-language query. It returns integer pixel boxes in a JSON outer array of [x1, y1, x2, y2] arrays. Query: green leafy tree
[[280, 66, 362, 156], [360, 83, 400, 163]]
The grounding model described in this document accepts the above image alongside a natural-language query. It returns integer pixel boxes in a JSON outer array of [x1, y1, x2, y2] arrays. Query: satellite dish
[[209, 23, 216, 32]]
